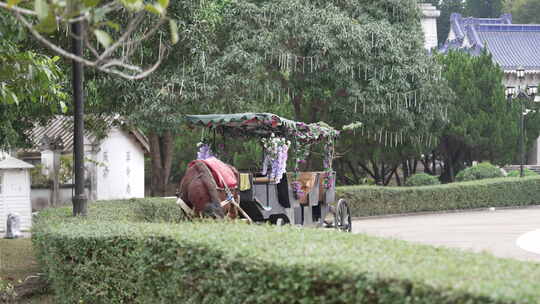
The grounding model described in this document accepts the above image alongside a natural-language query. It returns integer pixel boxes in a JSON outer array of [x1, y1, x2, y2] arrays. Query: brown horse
[[176, 160, 240, 219]]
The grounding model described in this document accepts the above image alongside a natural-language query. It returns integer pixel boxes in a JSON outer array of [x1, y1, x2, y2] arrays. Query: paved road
[[352, 207, 540, 262]]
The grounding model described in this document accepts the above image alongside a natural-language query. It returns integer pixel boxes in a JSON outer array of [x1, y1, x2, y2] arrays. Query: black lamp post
[[507, 66, 537, 177], [72, 20, 87, 216]]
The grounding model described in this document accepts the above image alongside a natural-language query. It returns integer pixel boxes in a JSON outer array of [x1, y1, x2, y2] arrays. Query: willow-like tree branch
[[11, 8, 168, 80]]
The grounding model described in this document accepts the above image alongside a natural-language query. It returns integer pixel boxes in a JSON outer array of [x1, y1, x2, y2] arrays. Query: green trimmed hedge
[[337, 176, 540, 217], [33, 202, 540, 304]]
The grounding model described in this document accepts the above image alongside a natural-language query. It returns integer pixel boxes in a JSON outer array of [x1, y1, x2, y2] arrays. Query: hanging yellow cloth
[[297, 172, 318, 205], [239, 173, 251, 191]]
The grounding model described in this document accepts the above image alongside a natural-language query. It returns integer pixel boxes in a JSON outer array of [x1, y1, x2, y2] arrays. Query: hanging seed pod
[[363, 99, 366, 114], [364, 65, 368, 80]]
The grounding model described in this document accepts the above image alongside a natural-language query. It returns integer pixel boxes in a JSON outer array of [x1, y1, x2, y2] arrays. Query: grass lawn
[[0, 238, 53, 303], [0, 239, 39, 281]]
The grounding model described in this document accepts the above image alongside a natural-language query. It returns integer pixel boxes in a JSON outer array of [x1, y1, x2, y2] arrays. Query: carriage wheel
[[269, 214, 290, 226], [334, 199, 352, 232]]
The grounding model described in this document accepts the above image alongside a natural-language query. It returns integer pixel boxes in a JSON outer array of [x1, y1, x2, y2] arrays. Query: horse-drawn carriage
[[176, 113, 351, 232]]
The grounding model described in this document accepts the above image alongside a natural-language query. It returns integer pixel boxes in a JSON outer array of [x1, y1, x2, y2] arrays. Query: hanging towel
[[239, 173, 251, 191]]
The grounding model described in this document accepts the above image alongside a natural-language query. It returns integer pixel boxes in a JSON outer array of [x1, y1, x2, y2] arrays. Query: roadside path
[[352, 207, 540, 262]]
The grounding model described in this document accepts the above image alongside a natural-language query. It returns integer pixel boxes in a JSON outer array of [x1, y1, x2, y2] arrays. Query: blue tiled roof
[[476, 31, 540, 70], [440, 13, 540, 70]]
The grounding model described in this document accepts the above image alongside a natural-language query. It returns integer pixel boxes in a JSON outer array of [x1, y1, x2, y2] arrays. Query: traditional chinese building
[[440, 13, 540, 97], [440, 13, 540, 165]]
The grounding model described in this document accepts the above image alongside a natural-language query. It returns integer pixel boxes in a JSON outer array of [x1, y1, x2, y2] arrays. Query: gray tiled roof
[[440, 13, 540, 71], [0, 156, 34, 169], [24, 116, 150, 154]]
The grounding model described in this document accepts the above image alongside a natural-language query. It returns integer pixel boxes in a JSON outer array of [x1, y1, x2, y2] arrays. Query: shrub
[[337, 176, 540, 217], [455, 162, 504, 182], [30, 164, 50, 186], [404, 173, 440, 186], [33, 203, 540, 304], [507, 168, 539, 177]]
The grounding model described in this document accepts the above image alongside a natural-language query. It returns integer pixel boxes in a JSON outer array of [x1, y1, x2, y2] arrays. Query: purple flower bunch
[[323, 172, 335, 189], [197, 142, 213, 160], [271, 143, 288, 183], [323, 140, 335, 189], [261, 134, 290, 184]]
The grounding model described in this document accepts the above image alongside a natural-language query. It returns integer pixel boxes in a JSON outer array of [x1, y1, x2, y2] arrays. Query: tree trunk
[[395, 168, 402, 186], [344, 159, 360, 184], [291, 90, 303, 121], [402, 161, 410, 180], [149, 131, 174, 197]]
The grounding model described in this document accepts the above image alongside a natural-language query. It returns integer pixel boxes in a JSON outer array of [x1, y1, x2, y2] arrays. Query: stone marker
[[5, 213, 21, 239]]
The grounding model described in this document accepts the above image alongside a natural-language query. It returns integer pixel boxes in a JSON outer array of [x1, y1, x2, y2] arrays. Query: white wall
[[94, 128, 145, 200], [0, 169, 32, 231]]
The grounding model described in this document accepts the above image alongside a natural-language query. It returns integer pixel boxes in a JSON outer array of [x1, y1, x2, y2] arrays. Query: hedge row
[[33, 201, 540, 304], [337, 176, 540, 217]]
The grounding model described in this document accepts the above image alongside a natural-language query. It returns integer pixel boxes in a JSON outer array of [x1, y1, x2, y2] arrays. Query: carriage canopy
[[183, 113, 339, 144]]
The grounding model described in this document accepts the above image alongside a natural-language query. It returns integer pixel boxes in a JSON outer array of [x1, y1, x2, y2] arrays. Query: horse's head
[[202, 200, 225, 219]]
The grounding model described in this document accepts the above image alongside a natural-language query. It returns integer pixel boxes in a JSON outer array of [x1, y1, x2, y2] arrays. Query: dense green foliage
[[404, 173, 440, 186], [338, 176, 540, 217], [0, 13, 65, 148], [34, 200, 540, 304], [455, 162, 504, 182], [217, 0, 452, 185], [507, 168, 539, 177], [504, 0, 540, 24], [466, 0, 503, 18]]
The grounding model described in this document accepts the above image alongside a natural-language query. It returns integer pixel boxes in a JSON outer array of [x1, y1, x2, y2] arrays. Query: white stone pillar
[[419, 3, 441, 50]]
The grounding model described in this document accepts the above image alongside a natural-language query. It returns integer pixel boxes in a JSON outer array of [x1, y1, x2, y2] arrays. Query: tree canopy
[[465, 0, 503, 18], [504, 0, 540, 23]]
